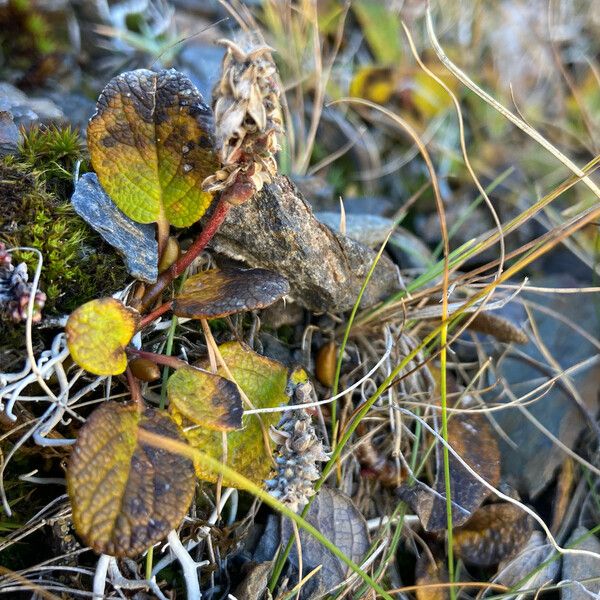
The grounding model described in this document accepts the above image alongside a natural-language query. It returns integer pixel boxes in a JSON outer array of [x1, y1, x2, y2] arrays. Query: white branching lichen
[[203, 37, 282, 204], [266, 380, 329, 513], [0, 276, 136, 515]]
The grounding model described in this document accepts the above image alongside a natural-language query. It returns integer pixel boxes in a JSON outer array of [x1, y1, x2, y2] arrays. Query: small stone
[[0, 111, 20, 157], [0, 83, 64, 128], [316, 212, 393, 248], [561, 527, 600, 600], [212, 176, 401, 312], [71, 173, 158, 283]]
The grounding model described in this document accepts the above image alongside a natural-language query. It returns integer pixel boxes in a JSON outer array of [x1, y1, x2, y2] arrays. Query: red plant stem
[[126, 367, 144, 411], [127, 348, 187, 370], [139, 300, 173, 329], [140, 199, 231, 312]]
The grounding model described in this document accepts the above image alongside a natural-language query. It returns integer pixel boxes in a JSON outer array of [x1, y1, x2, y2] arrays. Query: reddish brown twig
[[139, 199, 230, 312], [126, 348, 188, 370], [126, 367, 145, 411], [138, 300, 173, 329]]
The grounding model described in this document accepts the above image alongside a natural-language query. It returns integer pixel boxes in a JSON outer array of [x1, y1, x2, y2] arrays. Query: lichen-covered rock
[[71, 173, 158, 283], [212, 176, 401, 313]]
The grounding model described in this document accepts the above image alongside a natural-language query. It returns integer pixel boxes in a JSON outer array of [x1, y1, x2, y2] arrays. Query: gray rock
[[0, 111, 20, 156], [316, 211, 434, 270], [71, 173, 158, 283], [178, 43, 225, 102], [212, 176, 401, 312], [47, 92, 95, 134], [483, 274, 599, 498], [316, 212, 393, 248], [562, 527, 600, 600], [388, 226, 434, 270], [0, 83, 64, 128], [291, 174, 335, 210], [342, 196, 395, 216]]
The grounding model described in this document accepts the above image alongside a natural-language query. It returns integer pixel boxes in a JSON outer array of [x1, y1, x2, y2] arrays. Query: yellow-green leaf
[[66, 297, 139, 375], [88, 69, 218, 227], [67, 402, 195, 557], [173, 267, 289, 319], [172, 342, 290, 486], [167, 366, 243, 432], [411, 70, 456, 119], [349, 66, 397, 105], [352, 1, 402, 64]]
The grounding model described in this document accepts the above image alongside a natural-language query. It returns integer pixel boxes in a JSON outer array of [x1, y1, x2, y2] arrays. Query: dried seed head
[[203, 36, 283, 205], [0, 244, 46, 324], [265, 380, 329, 512], [467, 312, 528, 345], [0, 244, 11, 268]]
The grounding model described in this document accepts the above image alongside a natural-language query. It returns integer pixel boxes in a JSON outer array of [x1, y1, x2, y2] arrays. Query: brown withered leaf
[[415, 552, 449, 600], [167, 366, 243, 432], [453, 503, 533, 566], [398, 413, 500, 531], [173, 267, 289, 319], [551, 458, 575, 534], [232, 561, 273, 600], [495, 531, 559, 592], [262, 486, 370, 599], [562, 526, 600, 600], [67, 402, 195, 557]]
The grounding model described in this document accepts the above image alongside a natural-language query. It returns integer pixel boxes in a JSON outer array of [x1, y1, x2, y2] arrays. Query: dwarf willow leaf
[[88, 69, 218, 227], [68, 402, 195, 557], [66, 297, 139, 376]]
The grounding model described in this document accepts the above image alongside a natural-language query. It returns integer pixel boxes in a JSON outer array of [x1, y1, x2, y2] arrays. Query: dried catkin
[[265, 380, 329, 512], [0, 243, 45, 323], [203, 37, 282, 204]]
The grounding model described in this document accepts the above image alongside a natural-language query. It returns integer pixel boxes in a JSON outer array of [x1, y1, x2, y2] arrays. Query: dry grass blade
[[425, 7, 600, 201], [2, 2, 599, 598]]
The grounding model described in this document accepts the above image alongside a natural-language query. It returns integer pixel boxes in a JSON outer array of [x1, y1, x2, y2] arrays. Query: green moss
[[1, 126, 129, 351], [0, 156, 128, 318], [18, 125, 88, 196]]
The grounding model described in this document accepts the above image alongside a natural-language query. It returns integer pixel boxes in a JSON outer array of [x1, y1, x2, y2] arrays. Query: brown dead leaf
[[551, 458, 575, 535], [467, 312, 528, 344], [173, 267, 289, 319], [415, 552, 448, 600], [453, 503, 533, 566], [398, 412, 500, 531]]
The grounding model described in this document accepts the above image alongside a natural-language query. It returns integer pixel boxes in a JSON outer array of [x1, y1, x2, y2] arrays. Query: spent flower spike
[[266, 380, 329, 512], [0, 244, 46, 324], [203, 36, 283, 204]]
